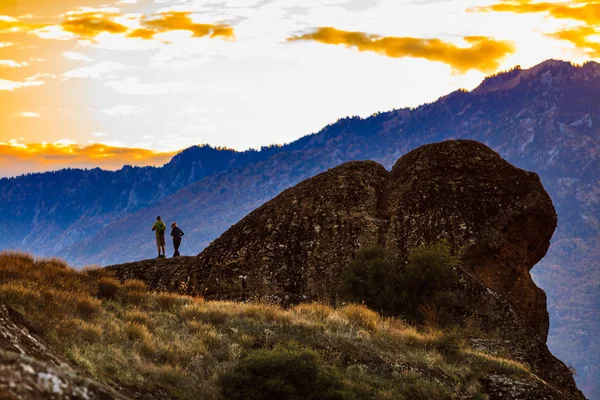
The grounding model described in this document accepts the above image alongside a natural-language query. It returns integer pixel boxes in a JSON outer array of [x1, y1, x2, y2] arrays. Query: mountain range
[[0, 59, 598, 398]]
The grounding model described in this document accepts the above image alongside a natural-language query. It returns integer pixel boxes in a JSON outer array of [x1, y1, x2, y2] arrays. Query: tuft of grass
[[338, 304, 380, 332], [419, 303, 440, 331], [155, 291, 193, 310], [123, 279, 148, 293], [124, 309, 150, 325], [124, 322, 152, 342], [97, 277, 122, 299], [292, 303, 333, 322], [64, 319, 103, 344], [122, 279, 149, 306]]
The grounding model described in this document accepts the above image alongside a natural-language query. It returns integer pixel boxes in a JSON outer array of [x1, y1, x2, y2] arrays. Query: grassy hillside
[[0, 252, 552, 399]]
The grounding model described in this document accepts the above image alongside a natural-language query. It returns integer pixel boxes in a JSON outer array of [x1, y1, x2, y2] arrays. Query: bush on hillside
[[337, 242, 460, 325], [337, 246, 403, 316], [220, 344, 352, 400]]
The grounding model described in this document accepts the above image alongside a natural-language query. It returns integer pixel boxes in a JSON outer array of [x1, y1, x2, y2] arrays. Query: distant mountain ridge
[[0, 144, 283, 256], [0, 59, 598, 398]]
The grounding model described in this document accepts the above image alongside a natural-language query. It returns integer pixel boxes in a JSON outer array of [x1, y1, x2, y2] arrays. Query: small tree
[[337, 246, 403, 316], [396, 241, 459, 322], [337, 242, 460, 325]]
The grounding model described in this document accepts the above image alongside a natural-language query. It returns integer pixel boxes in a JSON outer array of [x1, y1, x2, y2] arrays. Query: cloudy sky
[[0, 0, 597, 176]]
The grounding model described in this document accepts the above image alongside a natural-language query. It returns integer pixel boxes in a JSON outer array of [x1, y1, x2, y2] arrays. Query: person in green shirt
[[151, 216, 167, 259]]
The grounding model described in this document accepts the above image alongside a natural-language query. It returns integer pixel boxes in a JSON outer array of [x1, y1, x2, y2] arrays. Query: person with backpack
[[152, 216, 167, 259], [170, 222, 185, 257]]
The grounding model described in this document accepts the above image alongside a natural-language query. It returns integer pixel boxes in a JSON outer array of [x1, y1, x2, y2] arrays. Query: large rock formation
[[109, 140, 582, 398], [111, 141, 553, 335]]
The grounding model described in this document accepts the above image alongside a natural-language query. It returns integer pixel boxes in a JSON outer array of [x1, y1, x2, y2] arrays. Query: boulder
[[383, 140, 555, 340]]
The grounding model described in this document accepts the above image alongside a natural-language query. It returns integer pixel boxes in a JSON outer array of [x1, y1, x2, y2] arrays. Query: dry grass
[[0, 252, 531, 400]]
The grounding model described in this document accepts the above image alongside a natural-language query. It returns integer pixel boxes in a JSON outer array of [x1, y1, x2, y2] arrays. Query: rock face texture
[[0, 351, 127, 400], [450, 268, 581, 397], [108, 140, 582, 398], [193, 161, 389, 303], [0, 302, 66, 368]]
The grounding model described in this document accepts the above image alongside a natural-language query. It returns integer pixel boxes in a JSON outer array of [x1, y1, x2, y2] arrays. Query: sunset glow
[[0, 140, 175, 177], [0, 0, 597, 176]]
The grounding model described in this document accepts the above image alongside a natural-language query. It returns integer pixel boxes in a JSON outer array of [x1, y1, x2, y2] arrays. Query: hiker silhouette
[[151, 216, 166, 258]]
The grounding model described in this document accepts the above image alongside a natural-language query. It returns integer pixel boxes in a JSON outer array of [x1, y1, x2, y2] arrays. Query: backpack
[[156, 221, 166, 235]]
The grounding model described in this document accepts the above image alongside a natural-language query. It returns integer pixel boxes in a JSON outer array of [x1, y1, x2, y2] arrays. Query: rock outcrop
[[448, 268, 581, 397], [0, 351, 127, 400], [111, 141, 553, 336], [108, 140, 582, 398], [0, 302, 67, 368]]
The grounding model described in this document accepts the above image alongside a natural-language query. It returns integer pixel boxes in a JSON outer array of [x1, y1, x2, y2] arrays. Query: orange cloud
[[0, 142, 176, 177], [0, 16, 46, 33], [127, 28, 156, 40], [1, 12, 234, 42], [288, 27, 515, 73], [61, 12, 128, 38], [129, 12, 235, 40], [472, 0, 600, 57], [474, 1, 600, 26], [550, 26, 600, 57]]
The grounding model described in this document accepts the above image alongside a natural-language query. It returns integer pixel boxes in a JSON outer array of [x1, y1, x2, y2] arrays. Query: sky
[[0, 0, 597, 177]]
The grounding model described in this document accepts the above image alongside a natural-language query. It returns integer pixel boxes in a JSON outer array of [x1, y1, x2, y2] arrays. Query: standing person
[[152, 216, 167, 259], [171, 222, 185, 257]]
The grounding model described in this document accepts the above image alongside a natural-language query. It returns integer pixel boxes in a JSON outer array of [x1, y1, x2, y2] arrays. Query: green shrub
[[397, 241, 459, 322], [220, 344, 352, 400], [337, 242, 460, 324], [337, 246, 403, 316]]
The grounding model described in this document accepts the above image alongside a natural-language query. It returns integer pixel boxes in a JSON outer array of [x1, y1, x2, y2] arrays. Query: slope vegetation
[[0, 252, 582, 400]]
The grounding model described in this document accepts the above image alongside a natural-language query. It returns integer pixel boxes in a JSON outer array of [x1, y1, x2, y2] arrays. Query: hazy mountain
[[0, 59, 598, 397], [0, 144, 283, 256]]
